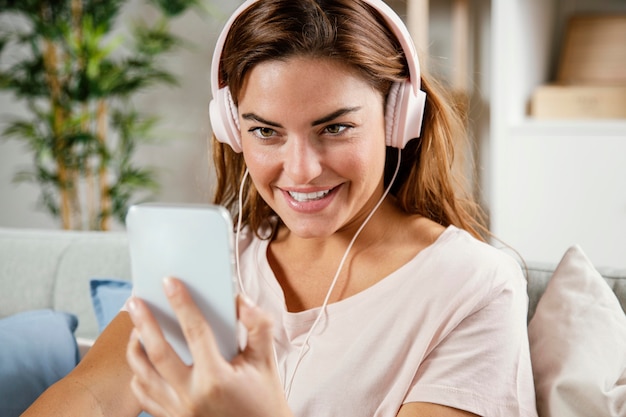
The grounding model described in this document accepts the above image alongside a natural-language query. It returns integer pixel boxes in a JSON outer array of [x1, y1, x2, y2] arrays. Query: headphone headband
[[210, 0, 422, 95], [209, 0, 426, 152]]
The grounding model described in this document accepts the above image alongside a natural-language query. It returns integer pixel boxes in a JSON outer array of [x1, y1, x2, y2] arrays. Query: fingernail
[[163, 276, 176, 296], [126, 298, 140, 322]]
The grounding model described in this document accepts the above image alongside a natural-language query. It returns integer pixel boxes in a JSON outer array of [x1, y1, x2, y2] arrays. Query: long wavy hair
[[211, 0, 488, 241]]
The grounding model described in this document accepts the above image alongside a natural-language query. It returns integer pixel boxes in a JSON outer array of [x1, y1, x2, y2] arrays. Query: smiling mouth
[[288, 188, 333, 202]]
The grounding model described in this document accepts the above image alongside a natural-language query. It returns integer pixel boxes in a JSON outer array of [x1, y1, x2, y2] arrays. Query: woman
[[23, 1, 537, 416]]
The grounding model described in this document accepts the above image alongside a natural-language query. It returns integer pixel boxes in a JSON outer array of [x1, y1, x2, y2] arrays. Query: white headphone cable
[[233, 148, 403, 399], [283, 147, 402, 399], [235, 168, 249, 297]]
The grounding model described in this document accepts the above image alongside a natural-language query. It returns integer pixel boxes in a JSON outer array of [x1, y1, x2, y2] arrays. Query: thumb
[[237, 295, 275, 367]]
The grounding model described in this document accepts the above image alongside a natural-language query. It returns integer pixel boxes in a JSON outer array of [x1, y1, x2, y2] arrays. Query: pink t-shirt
[[238, 226, 538, 417]]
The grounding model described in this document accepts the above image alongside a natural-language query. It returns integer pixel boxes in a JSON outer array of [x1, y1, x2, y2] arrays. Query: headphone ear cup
[[384, 82, 402, 148], [209, 86, 243, 153], [385, 81, 427, 149]]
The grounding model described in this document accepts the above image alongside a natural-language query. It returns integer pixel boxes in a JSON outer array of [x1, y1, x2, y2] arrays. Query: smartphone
[[126, 203, 239, 364]]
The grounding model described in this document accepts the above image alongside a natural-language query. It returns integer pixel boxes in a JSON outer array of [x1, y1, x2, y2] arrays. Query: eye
[[324, 124, 349, 135], [249, 127, 276, 139]]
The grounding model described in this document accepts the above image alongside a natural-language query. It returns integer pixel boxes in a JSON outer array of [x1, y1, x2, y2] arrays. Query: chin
[[281, 218, 338, 240]]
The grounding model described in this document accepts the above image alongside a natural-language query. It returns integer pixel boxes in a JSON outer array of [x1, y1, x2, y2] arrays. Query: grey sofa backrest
[[2, 228, 625, 339], [0, 228, 131, 339]]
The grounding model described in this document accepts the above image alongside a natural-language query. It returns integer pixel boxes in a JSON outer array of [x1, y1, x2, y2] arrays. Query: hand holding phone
[[126, 203, 239, 365]]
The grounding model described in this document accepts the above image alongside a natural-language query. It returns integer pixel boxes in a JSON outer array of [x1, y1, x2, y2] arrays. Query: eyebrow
[[241, 113, 283, 128], [241, 106, 362, 128], [312, 107, 361, 126]]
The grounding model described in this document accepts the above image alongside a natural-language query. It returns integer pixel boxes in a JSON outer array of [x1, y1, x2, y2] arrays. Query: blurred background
[[1, 0, 625, 268], [0, 0, 240, 230]]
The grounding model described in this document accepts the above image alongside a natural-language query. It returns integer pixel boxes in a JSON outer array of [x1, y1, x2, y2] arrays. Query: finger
[[127, 296, 188, 383], [126, 327, 159, 384], [163, 277, 224, 368], [130, 379, 169, 417], [127, 329, 173, 417], [237, 295, 275, 368]]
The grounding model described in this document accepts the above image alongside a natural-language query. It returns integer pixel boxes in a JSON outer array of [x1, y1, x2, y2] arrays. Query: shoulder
[[421, 226, 526, 302], [437, 226, 522, 274]]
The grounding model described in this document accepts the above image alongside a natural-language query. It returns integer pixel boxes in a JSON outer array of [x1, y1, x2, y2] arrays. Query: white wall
[[0, 0, 238, 230]]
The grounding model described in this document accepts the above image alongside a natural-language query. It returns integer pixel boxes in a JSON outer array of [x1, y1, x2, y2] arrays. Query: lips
[[288, 189, 332, 202], [281, 186, 339, 213]]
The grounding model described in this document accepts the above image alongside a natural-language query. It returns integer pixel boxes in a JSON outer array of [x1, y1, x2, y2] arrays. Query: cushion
[[528, 245, 626, 417], [90, 278, 132, 332], [0, 309, 79, 417]]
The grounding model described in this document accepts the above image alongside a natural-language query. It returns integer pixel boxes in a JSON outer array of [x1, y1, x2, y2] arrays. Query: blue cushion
[[0, 309, 79, 416], [90, 278, 133, 332]]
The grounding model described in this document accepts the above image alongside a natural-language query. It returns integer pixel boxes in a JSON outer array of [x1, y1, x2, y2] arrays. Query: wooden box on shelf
[[531, 14, 626, 119], [531, 84, 626, 119], [557, 14, 626, 84]]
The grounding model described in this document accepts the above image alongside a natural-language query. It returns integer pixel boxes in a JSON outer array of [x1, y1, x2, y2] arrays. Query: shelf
[[488, 0, 626, 268], [509, 119, 626, 138], [492, 0, 626, 126]]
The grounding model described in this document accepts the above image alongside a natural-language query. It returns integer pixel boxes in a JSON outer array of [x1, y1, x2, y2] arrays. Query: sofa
[[0, 228, 131, 343], [1, 227, 625, 417]]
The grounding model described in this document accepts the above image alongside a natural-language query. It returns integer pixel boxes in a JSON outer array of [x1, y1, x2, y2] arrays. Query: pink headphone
[[209, 0, 427, 153]]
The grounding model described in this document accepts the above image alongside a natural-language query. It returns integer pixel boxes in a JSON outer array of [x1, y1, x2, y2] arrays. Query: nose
[[282, 135, 323, 184]]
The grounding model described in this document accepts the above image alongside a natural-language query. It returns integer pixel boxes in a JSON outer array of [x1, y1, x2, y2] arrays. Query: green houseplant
[[0, 0, 204, 230]]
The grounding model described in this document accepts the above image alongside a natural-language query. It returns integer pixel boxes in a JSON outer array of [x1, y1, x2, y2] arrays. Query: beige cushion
[[528, 245, 626, 417]]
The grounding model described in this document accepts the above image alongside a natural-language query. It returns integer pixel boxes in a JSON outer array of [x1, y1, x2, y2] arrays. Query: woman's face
[[237, 57, 387, 239]]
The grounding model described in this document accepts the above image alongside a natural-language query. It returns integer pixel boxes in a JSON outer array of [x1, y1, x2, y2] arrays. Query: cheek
[[353, 131, 387, 175], [336, 144, 386, 190], [243, 149, 277, 193]]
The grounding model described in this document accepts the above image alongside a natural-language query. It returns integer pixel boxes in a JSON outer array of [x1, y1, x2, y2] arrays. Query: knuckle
[[183, 321, 209, 344], [258, 312, 274, 332], [146, 341, 171, 365]]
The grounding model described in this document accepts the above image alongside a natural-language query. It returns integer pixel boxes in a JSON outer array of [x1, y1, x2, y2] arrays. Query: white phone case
[[126, 203, 238, 364]]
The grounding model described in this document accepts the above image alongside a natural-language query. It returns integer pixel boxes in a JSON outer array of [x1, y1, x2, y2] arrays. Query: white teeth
[[288, 189, 331, 202]]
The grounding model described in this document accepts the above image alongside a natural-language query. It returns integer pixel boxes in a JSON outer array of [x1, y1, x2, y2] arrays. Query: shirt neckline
[[253, 225, 461, 322]]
